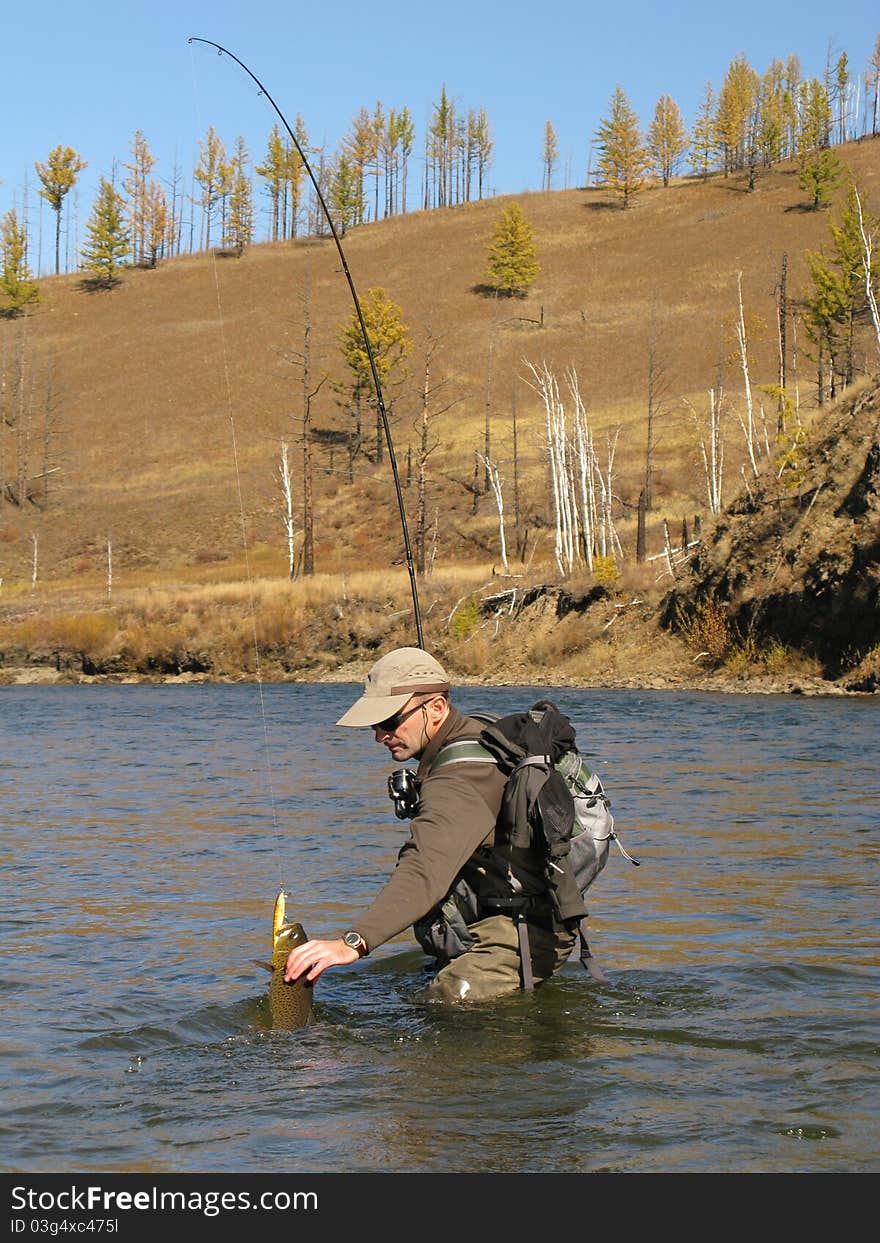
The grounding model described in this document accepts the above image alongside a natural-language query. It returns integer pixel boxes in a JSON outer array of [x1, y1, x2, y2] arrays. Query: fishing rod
[[189, 36, 424, 649]]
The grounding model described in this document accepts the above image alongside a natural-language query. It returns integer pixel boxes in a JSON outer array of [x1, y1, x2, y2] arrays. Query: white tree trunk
[[478, 453, 509, 574], [567, 368, 595, 571], [853, 186, 880, 355], [735, 271, 760, 477], [524, 361, 569, 575], [687, 389, 724, 515], [278, 440, 296, 579]]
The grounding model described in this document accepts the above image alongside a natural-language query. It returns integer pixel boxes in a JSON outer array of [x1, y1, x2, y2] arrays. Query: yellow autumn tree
[[715, 55, 759, 176], [35, 145, 87, 274], [339, 287, 412, 469], [484, 201, 539, 296], [647, 95, 689, 186], [595, 86, 651, 207], [0, 209, 39, 314]]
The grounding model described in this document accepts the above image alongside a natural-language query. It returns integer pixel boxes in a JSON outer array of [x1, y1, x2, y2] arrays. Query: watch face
[[344, 931, 361, 948]]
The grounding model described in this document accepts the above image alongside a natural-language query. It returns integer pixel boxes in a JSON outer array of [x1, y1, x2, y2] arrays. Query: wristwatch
[[342, 930, 369, 958]]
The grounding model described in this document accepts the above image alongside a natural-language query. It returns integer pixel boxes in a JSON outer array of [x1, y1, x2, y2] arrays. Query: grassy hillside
[[1, 140, 879, 686]]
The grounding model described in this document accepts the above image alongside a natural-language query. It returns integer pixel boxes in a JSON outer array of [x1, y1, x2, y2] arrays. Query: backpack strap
[[577, 918, 609, 984], [430, 739, 498, 771], [515, 913, 535, 991]]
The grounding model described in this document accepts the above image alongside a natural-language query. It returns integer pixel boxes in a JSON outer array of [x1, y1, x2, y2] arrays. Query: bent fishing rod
[[189, 37, 424, 649]]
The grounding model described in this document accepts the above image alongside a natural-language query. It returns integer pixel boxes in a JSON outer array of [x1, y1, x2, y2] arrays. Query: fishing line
[[190, 48, 282, 878], [188, 36, 424, 649]]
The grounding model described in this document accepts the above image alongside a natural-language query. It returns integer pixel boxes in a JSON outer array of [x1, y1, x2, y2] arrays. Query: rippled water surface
[[1, 683, 877, 1173]]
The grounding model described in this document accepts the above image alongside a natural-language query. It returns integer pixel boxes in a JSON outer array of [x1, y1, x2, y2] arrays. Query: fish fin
[[255, 960, 274, 973]]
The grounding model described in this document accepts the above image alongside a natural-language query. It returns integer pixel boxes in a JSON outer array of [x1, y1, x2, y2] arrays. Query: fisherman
[[284, 647, 576, 1002]]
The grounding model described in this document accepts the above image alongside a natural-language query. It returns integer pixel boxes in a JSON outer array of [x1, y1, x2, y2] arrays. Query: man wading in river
[[284, 647, 576, 1001]]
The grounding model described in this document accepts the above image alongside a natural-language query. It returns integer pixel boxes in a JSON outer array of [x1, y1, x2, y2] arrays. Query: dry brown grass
[[0, 142, 878, 679]]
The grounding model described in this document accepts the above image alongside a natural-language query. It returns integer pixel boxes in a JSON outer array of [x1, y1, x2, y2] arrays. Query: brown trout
[[260, 889, 313, 1030]]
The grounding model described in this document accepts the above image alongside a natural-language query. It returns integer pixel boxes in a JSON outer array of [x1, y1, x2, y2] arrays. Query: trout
[[260, 889, 313, 1030]]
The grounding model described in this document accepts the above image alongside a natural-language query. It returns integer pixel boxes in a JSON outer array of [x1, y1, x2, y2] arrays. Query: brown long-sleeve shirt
[[356, 706, 507, 951]]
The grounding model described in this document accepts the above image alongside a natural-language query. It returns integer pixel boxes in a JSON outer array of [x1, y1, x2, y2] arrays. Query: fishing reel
[[388, 767, 421, 820]]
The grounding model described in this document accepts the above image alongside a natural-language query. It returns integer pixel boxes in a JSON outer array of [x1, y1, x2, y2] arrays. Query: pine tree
[[0, 209, 39, 314], [804, 183, 878, 394], [371, 101, 385, 221], [462, 110, 478, 202], [256, 124, 287, 241], [194, 127, 229, 249], [473, 108, 493, 200], [80, 178, 130, 288], [428, 87, 455, 207], [542, 121, 559, 191], [798, 80, 840, 209], [647, 95, 688, 186], [782, 55, 803, 157], [329, 152, 364, 236], [285, 116, 308, 238], [834, 52, 850, 144], [142, 180, 168, 267], [799, 147, 842, 210], [715, 55, 759, 175], [396, 107, 415, 213], [123, 131, 156, 266], [757, 63, 786, 168], [338, 287, 412, 469], [799, 78, 832, 152], [870, 36, 880, 137], [339, 287, 412, 397], [343, 108, 375, 224], [689, 82, 718, 180], [224, 137, 254, 256], [484, 201, 539, 297], [34, 145, 87, 275], [595, 86, 651, 207], [382, 109, 401, 215]]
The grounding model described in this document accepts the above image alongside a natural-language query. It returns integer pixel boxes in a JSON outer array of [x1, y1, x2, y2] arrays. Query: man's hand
[[285, 938, 359, 983]]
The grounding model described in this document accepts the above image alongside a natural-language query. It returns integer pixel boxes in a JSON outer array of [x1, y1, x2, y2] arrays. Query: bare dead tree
[[41, 355, 59, 510], [478, 452, 509, 574], [524, 361, 621, 576], [1, 321, 62, 511], [278, 440, 296, 578], [853, 185, 880, 356], [685, 388, 725, 515], [527, 361, 575, 575], [735, 271, 760, 478], [279, 261, 326, 574], [16, 320, 32, 511], [644, 307, 671, 512], [300, 262, 316, 574], [594, 427, 623, 561], [415, 327, 455, 575], [511, 385, 521, 547], [483, 331, 493, 495], [567, 367, 596, 571], [775, 252, 789, 433]]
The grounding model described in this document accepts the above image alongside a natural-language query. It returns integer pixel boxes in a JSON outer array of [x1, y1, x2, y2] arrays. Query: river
[[1, 683, 877, 1174]]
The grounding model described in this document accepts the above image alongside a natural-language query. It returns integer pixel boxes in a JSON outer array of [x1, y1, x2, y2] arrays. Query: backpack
[[415, 700, 639, 988]]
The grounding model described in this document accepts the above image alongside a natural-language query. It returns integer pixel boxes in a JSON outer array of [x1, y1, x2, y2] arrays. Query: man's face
[[373, 695, 445, 761]]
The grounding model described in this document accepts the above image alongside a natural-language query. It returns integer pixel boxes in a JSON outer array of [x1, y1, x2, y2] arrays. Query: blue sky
[[3, 0, 878, 271]]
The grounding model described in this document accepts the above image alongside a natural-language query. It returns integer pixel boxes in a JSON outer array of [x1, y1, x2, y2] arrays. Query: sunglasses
[[374, 697, 434, 733]]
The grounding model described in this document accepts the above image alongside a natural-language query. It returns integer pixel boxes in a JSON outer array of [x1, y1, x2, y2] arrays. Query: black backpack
[[423, 701, 639, 988]]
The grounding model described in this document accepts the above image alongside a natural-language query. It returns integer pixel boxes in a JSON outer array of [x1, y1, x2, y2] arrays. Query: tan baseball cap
[[336, 647, 451, 727]]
